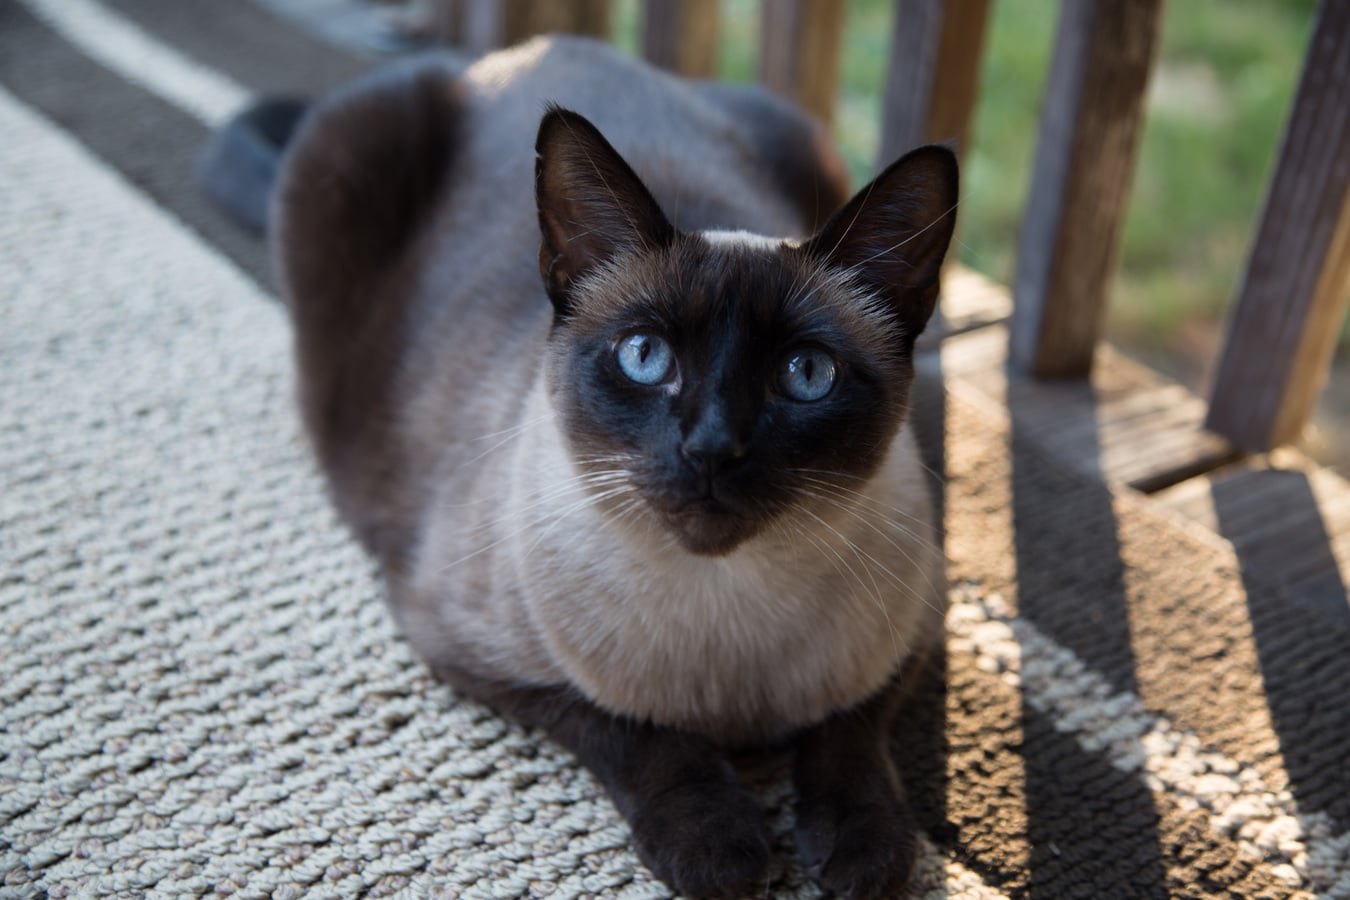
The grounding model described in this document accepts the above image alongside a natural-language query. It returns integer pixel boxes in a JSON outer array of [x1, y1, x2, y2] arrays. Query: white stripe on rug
[[18, 0, 249, 127], [947, 583, 1350, 896], [912, 835, 1012, 900]]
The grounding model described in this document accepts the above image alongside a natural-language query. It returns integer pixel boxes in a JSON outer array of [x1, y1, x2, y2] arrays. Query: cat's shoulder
[[275, 53, 468, 322]]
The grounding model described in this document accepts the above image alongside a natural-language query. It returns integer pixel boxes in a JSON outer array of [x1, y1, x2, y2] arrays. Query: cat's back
[[412, 36, 813, 327], [455, 36, 804, 217]]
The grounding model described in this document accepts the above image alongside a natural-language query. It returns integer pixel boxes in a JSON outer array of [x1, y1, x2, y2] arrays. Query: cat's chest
[[514, 517, 928, 744]]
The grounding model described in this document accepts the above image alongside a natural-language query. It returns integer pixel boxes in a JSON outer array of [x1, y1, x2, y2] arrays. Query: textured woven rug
[[3, 2, 1349, 897]]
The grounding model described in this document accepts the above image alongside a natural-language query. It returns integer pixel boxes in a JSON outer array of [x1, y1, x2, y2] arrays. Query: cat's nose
[[680, 394, 750, 477], [679, 430, 747, 476]]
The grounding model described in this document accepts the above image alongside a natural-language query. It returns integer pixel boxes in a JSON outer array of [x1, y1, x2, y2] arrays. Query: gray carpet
[[2, 1, 1349, 897]]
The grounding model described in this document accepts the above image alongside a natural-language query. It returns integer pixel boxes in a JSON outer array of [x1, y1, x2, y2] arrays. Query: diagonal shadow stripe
[[905, 353, 954, 875], [1004, 377, 1169, 897], [1213, 472, 1350, 833], [922, 365, 1348, 895]]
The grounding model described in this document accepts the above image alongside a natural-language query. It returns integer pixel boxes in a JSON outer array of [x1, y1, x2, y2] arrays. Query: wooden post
[[460, 0, 611, 54], [419, 0, 465, 44], [642, 0, 719, 78], [1206, 1, 1350, 452], [1008, 0, 1164, 379], [459, 0, 506, 53], [759, 0, 846, 126], [880, 0, 990, 165]]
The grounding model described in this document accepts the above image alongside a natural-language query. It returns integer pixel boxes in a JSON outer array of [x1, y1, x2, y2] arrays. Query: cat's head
[[535, 107, 956, 556]]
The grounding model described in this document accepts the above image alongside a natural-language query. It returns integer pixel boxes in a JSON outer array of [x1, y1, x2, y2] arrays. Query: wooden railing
[[429, 0, 1350, 456]]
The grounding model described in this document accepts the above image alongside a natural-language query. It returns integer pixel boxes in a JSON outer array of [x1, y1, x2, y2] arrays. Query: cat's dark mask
[[535, 107, 957, 556]]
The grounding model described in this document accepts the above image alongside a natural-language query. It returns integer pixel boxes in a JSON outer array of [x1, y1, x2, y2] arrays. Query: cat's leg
[[791, 679, 919, 900], [435, 670, 772, 898]]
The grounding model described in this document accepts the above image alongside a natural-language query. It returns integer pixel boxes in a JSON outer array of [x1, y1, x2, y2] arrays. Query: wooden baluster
[[1205, 1, 1350, 452], [419, 0, 465, 44], [1008, 0, 1164, 378], [642, 0, 719, 78], [759, 0, 847, 126], [460, 0, 611, 54], [880, 0, 990, 165], [458, 0, 505, 52]]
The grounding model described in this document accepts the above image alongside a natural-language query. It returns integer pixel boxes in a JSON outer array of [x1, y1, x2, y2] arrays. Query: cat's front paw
[[628, 780, 771, 898], [794, 796, 918, 900]]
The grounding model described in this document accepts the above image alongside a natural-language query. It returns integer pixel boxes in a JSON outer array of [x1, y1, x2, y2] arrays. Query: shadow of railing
[[897, 361, 954, 862], [1003, 371, 1169, 897], [904, 349, 1169, 896], [1211, 472, 1350, 834]]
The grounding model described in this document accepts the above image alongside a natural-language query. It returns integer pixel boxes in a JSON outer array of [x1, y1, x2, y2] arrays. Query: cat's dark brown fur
[[271, 37, 956, 898]]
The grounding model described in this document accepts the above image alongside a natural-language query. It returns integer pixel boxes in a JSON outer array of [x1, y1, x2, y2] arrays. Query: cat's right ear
[[801, 144, 958, 341], [535, 107, 674, 318]]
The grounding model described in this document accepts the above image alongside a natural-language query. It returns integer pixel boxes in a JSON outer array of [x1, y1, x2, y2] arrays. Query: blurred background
[[264, 0, 1339, 469]]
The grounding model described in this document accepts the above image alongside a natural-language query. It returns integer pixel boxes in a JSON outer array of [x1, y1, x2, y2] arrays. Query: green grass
[[1109, 1, 1315, 377], [612, 1, 1317, 384]]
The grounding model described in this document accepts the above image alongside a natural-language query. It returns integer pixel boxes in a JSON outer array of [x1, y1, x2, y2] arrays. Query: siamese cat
[[245, 35, 955, 899]]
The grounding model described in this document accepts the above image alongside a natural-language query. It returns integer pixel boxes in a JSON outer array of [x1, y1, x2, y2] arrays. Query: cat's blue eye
[[779, 349, 837, 401], [615, 333, 674, 385]]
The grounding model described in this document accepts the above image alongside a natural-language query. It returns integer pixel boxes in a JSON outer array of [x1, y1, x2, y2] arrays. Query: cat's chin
[[662, 502, 762, 557]]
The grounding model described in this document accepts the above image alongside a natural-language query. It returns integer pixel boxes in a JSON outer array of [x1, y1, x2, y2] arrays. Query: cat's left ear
[[535, 106, 674, 318], [801, 144, 958, 338]]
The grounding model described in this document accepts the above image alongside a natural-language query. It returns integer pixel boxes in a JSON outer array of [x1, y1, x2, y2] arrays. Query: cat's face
[[546, 237, 913, 554], [535, 108, 957, 556]]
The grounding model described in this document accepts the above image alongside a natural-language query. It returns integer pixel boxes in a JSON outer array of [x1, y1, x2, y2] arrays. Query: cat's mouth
[[680, 496, 742, 518], [654, 494, 763, 556]]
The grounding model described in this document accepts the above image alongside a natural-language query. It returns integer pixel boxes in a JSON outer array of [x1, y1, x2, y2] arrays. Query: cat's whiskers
[[791, 472, 943, 562], [572, 451, 641, 468], [515, 482, 639, 562], [780, 266, 818, 316], [805, 446, 946, 490], [790, 482, 947, 620], [791, 469, 946, 539], [790, 474, 929, 538], [772, 514, 909, 663], [834, 201, 961, 278], [606, 493, 664, 547], [795, 506, 908, 658], [440, 469, 624, 523], [793, 479, 942, 557], [434, 477, 596, 564], [440, 468, 628, 538], [820, 175, 882, 264], [435, 474, 637, 576], [440, 414, 561, 489], [468, 413, 554, 444]]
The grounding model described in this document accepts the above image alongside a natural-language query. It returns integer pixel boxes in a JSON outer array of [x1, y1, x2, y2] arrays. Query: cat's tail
[[196, 97, 310, 235]]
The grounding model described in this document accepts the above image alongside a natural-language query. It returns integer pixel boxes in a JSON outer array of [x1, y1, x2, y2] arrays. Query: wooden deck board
[[918, 265, 1011, 347], [919, 276, 1236, 492], [934, 269, 1349, 618], [1154, 453, 1350, 614]]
